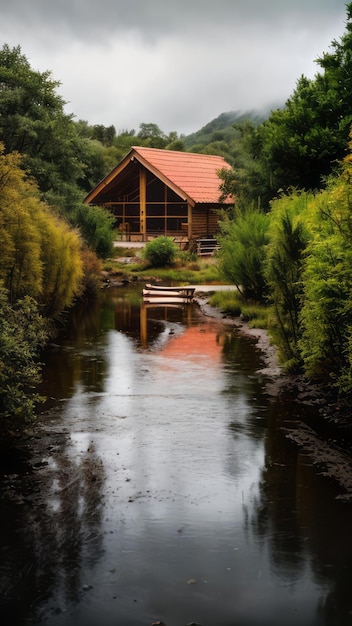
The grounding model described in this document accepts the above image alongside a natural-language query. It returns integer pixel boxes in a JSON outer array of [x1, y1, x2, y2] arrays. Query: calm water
[[1, 286, 352, 626]]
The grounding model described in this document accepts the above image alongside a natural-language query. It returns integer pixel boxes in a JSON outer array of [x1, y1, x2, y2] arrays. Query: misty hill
[[183, 106, 281, 149]]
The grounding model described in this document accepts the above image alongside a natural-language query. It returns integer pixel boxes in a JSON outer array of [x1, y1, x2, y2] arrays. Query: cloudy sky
[[0, 0, 349, 135]]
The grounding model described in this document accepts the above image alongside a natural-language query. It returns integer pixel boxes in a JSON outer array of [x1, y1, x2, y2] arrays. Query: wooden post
[[164, 184, 167, 236], [187, 202, 192, 239], [139, 168, 147, 241]]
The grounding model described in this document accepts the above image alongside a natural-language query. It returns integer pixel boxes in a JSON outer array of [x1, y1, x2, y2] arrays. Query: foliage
[[208, 290, 271, 328], [183, 109, 271, 150], [265, 190, 311, 367], [0, 144, 84, 314], [208, 290, 242, 317], [0, 285, 48, 428], [217, 207, 270, 301], [0, 44, 84, 193], [265, 4, 352, 192], [0, 44, 116, 258], [79, 247, 102, 296], [71, 204, 115, 259], [142, 236, 178, 267], [215, 2, 352, 210], [218, 119, 272, 209], [37, 213, 84, 317], [298, 171, 352, 389]]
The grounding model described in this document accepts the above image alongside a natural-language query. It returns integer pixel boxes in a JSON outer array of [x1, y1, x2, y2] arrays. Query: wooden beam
[[187, 202, 192, 239], [139, 167, 147, 241]]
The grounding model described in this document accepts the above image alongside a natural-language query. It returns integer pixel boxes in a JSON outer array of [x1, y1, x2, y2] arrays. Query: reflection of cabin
[[84, 146, 233, 246]]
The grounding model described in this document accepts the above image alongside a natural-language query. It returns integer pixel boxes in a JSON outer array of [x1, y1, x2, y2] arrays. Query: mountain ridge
[[183, 104, 282, 148]]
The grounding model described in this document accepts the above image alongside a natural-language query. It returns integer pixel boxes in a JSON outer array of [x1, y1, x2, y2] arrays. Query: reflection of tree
[[0, 438, 105, 623], [39, 298, 110, 405], [248, 396, 352, 622], [252, 425, 306, 579]]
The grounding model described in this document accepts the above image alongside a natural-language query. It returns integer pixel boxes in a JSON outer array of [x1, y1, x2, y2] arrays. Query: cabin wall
[[191, 206, 219, 238]]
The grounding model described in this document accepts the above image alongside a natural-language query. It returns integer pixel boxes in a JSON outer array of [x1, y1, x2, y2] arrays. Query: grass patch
[[208, 290, 242, 316], [208, 290, 272, 328], [102, 253, 224, 284], [113, 246, 137, 258], [241, 304, 271, 329]]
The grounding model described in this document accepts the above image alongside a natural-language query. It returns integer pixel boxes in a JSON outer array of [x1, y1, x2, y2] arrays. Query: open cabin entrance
[[106, 168, 189, 242]]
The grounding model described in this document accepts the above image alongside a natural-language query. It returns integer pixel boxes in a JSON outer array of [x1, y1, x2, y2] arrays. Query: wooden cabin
[[84, 146, 234, 248]]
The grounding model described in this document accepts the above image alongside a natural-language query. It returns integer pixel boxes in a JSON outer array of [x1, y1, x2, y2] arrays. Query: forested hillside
[[183, 107, 276, 149]]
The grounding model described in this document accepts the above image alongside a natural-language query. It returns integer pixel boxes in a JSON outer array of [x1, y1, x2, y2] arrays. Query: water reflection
[[1, 286, 352, 626], [0, 435, 105, 624]]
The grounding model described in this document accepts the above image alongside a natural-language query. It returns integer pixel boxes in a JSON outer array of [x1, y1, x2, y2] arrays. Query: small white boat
[[144, 284, 196, 299]]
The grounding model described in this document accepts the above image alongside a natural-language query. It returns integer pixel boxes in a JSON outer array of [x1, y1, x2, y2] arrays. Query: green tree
[[0, 144, 84, 313], [0, 147, 43, 300], [92, 124, 116, 146], [0, 44, 115, 258], [217, 119, 275, 211], [256, 2, 352, 199], [299, 169, 352, 391], [0, 44, 84, 193], [265, 190, 311, 369], [137, 123, 168, 148], [72, 204, 114, 259]]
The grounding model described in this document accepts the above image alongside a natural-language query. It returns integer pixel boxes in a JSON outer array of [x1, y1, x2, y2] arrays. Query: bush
[[217, 208, 269, 301], [0, 286, 49, 429], [73, 204, 115, 259], [143, 236, 178, 267]]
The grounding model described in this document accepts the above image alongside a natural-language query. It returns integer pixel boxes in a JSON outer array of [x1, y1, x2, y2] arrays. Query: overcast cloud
[[0, 0, 349, 135]]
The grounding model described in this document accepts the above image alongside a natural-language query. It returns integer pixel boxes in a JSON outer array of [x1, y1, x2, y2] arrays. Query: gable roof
[[84, 146, 233, 206]]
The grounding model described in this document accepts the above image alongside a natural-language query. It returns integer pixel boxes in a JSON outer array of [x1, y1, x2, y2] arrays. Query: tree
[[92, 124, 116, 146], [0, 147, 43, 300], [299, 156, 352, 391], [0, 44, 115, 258], [137, 123, 168, 148], [256, 2, 352, 199], [265, 190, 311, 369], [0, 44, 85, 193], [0, 144, 84, 312]]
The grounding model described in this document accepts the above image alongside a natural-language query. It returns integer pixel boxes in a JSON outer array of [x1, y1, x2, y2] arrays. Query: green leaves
[[0, 285, 48, 428], [265, 191, 311, 366], [0, 145, 84, 314], [217, 207, 269, 301], [143, 236, 178, 267]]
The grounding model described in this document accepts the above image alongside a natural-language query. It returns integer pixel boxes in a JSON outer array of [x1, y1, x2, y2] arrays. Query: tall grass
[[208, 290, 272, 328]]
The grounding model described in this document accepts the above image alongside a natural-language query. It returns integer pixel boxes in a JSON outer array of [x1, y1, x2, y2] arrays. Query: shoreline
[[194, 290, 352, 503]]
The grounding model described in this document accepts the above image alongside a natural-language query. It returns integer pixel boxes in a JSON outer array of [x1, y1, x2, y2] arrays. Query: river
[[1, 285, 352, 626]]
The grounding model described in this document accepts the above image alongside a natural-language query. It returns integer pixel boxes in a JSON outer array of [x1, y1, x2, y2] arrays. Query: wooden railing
[[196, 238, 220, 256]]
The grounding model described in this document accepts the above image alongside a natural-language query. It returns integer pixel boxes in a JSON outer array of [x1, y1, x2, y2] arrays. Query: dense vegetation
[[215, 2, 352, 396], [2, 1, 352, 426]]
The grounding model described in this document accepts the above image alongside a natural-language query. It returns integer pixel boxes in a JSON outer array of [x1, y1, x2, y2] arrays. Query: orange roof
[[84, 146, 233, 206], [132, 146, 232, 204]]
